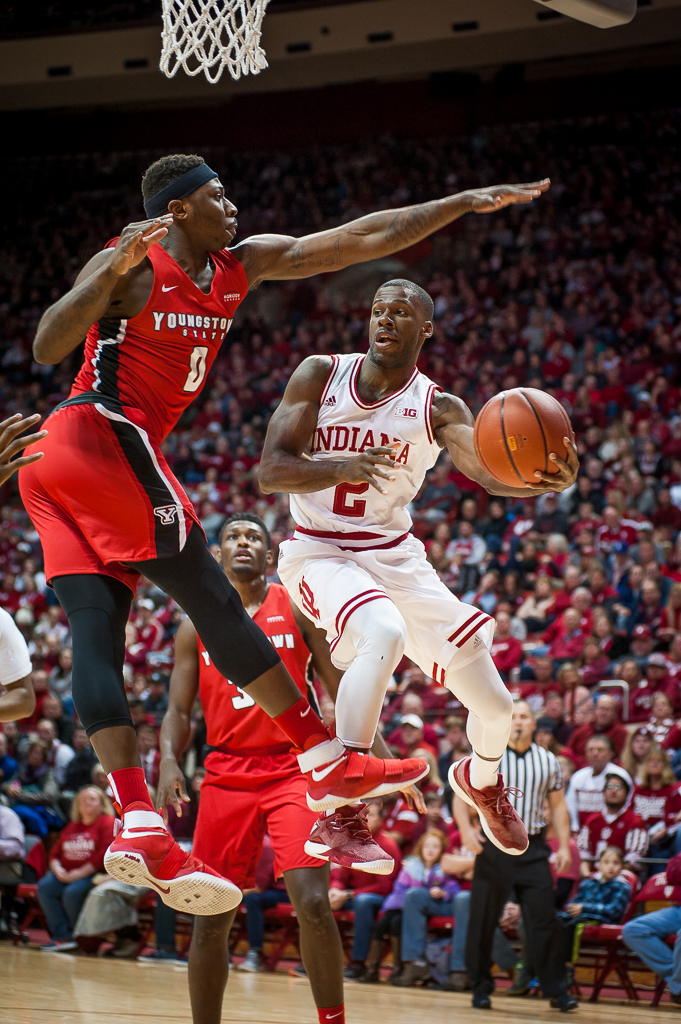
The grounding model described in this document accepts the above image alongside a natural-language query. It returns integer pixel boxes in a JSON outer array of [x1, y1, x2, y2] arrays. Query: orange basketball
[[473, 388, 572, 488]]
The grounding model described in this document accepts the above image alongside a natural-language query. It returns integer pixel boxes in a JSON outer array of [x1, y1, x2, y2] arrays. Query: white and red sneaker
[[449, 756, 528, 856], [305, 803, 395, 875], [104, 811, 242, 915], [298, 737, 429, 812]]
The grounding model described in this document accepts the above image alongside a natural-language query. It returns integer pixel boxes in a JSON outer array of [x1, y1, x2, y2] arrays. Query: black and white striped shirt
[[500, 743, 563, 836]]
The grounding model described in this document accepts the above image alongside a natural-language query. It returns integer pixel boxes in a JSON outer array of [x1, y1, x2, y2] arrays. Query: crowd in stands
[[0, 104, 681, 992]]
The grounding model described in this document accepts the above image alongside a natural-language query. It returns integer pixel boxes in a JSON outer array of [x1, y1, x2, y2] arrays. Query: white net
[[160, 0, 271, 84]]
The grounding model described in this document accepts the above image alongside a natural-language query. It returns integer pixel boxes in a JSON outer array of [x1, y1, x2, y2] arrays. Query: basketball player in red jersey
[[20, 153, 547, 909], [158, 513, 416, 1024]]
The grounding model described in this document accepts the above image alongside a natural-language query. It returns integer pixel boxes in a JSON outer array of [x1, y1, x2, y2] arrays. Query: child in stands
[[558, 846, 631, 964]]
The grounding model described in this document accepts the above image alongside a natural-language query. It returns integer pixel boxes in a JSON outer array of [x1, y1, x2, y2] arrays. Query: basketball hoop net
[[160, 0, 271, 84]]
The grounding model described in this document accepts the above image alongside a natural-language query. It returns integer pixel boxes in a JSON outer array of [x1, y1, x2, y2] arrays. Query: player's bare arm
[[157, 615, 200, 819], [431, 391, 579, 498], [33, 215, 173, 365], [232, 180, 549, 287], [258, 355, 397, 496], [0, 673, 35, 723]]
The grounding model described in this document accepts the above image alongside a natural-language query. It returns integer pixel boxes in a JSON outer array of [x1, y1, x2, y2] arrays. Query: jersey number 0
[[183, 346, 209, 393]]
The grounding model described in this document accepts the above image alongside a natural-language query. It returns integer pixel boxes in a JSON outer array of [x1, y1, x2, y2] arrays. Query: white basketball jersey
[[290, 353, 442, 549]]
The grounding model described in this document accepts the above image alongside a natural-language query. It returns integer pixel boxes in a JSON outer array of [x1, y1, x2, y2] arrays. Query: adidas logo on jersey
[[223, 292, 241, 302], [394, 405, 417, 418], [323, 395, 337, 406]]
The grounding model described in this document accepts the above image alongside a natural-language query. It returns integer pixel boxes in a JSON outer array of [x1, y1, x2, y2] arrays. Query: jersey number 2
[[333, 482, 369, 517], [183, 346, 209, 393]]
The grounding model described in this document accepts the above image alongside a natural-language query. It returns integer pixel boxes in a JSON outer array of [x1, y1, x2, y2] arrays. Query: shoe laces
[[494, 786, 523, 815], [478, 784, 523, 815], [328, 803, 373, 843]]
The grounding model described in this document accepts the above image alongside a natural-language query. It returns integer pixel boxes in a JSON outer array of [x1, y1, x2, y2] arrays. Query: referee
[[454, 699, 576, 1012]]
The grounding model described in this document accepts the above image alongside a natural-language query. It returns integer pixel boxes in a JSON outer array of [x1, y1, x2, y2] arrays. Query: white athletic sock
[[444, 649, 512, 790], [334, 598, 406, 749], [469, 751, 502, 790]]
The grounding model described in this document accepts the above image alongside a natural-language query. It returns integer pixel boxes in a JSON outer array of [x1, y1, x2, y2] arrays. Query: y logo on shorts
[[154, 505, 179, 525]]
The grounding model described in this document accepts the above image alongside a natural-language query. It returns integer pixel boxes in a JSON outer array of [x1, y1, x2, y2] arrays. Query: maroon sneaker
[[449, 757, 528, 856], [304, 803, 395, 875]]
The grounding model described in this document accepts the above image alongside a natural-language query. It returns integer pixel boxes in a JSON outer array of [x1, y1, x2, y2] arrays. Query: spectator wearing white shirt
[[566, 734, 632, 831]]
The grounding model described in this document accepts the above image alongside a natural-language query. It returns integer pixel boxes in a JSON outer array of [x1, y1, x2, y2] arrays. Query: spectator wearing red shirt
[[37, 786, 115, 951], [652, 489, 681, 535], [388, 715, 437, 760], [548, 608, 586, 664], [577, 772, 648, 872], [633, 749, 681, 869], [624, 654, 669, 723], [648, 692, 681, 750], [567, 694, 628, 768], [379, 794, 422, 851], [588, 567, 618, 607], [596, 507, 639, 556], [490, 611, 523, 680], [329, 801, 402, 978], [578, 637, 611, 689], [551, 566, 583, 616]]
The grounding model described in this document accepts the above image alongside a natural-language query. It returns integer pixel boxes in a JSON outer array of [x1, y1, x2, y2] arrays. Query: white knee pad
[[335, 598, 407, 749]]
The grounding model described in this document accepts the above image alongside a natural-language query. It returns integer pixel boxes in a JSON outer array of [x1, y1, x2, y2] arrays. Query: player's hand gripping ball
[[474, 388, 578, 492]]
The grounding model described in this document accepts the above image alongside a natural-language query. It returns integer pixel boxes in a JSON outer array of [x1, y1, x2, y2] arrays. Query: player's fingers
[[0, 452, 44, 475], [364, 447, 395, 457], [0, 415, 43, 449], [515, 178, 551, 190], [368, 467, 396, 482], [0, 412, 36, 434], [123, 215, 173, 235], [366, 476, 388, 495], [0, 431, 48, 462], [142, 227, 170, 246]]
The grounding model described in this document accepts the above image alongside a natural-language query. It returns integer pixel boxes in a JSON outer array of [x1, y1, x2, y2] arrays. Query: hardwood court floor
[[0, 945, 670, 1024]]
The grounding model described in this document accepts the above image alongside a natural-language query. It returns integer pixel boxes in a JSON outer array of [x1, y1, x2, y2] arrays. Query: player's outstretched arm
[[33, 215, 172, 365], [431, 392, 578, 497], [259, 355, 399, 496], [232, 180, 549, 286], [0, 673, 35, 723], [157, 615, 199, 820]]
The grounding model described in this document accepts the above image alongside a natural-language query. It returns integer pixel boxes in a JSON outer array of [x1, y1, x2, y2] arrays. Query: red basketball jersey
[[198, 584, 311, 753], [71, 243, 247, 443]]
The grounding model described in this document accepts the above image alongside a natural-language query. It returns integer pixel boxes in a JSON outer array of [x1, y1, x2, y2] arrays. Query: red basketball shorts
[[192, 751, 320, 889], [19, 403, 200, 592]]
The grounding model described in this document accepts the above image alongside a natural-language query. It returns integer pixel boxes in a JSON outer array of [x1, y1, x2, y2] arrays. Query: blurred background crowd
[[0, 102, 680, 983]]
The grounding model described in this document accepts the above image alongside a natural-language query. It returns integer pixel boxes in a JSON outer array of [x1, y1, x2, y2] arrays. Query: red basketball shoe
[[104, 816, 242, 915], [449, 756, 528, 856], [305, 803, 395, 875], [298, 737, 429, 812]]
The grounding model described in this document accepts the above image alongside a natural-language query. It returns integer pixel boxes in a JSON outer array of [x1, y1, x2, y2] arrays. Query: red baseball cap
[[633, 625, 653, 640]]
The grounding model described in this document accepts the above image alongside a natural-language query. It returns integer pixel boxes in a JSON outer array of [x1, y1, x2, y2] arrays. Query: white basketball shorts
[[277, 534, 495, 677]]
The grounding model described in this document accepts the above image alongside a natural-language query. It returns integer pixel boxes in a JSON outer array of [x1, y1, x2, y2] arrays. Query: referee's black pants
[[465, 834, 569, 1000]]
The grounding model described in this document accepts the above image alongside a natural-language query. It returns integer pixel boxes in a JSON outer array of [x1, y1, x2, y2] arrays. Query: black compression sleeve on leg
[[132, 526, 280, 688], [52, 574, 133, 737]]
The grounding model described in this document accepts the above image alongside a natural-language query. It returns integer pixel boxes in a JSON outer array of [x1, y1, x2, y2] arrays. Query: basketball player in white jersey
[[259, 280, 579, 855]]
